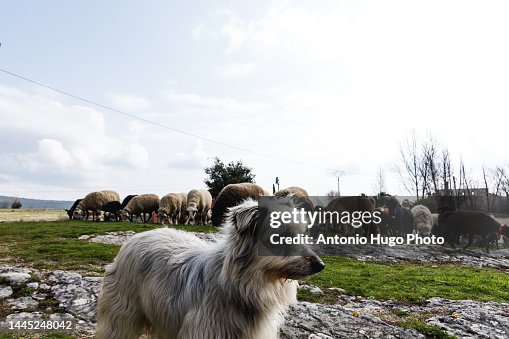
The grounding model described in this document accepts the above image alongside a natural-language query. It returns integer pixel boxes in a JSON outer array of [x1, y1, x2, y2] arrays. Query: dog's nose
[[311, 260, 325, 274]]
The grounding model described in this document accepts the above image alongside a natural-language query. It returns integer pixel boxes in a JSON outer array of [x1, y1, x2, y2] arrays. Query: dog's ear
[[226, 199, 259, 237]]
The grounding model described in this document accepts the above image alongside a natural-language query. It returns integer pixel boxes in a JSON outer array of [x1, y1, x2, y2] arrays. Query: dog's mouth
[[271, 256, 326, 280]]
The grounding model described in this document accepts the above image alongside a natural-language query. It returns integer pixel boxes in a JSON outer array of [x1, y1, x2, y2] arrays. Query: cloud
[[215, 62, 257, 78], [217, 4, 361, 60], [168, 141, 208, 170], [109, 93, 151, 112], [164, 91, 266, 115], [19, 139, 76, 171], [0, 86, 151, 189]]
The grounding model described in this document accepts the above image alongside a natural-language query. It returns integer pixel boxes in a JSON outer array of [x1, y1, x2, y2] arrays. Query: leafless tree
[[398, 131, 420, 200], [420, 135, 440, 197], [482, 166, 505, 212], [441, 148, 453, 195], [459, 159, 479, 209], [372, 166, 386, 195]]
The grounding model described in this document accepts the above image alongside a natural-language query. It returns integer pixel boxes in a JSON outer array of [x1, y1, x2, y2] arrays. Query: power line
[[0, 67, 388, 179]]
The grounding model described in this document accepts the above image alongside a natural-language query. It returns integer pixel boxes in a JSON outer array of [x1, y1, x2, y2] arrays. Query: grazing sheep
[[399, 208, 414, 235], [274, 186, 308, 197], [206, 209, 212, 225], [383, 197, 414, 236], [211, 183, 267, 226], [411, 205, 433, 236], [185, 189, 212, 225], [176, 193, 189, 225], [64, 199, 82, 220], [375, 206, 390, 235], [158, 193, 182, 224], [121, 195, 137, 209], [119, 195, 137, 221], [437, 210, 509, 253], [73, 190, 120, 221], [121, 194, 160, 223], [103, 201, 123, 222], [401, 199, 412, 208], [431, 213, 440, 234]]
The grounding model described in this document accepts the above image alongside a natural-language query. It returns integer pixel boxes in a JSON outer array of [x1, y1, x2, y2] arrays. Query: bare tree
[[440, 148, 453, 194], [398, 131, 420, 200], [482, 166, 505, 212], [419, 135, 440, 197], [459, 159, 479, 209], [372, 166, 386, 195]]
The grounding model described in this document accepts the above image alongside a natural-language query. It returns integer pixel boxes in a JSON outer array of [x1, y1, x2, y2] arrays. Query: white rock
[[73, 298, 89, 306], [309, 286, 323, 294], [328, 287, 346, 293], [0, 272, 31, 284], [0, 285, 13, 299], [27, 282, 39, 289], [309, 333, 333, 339], [7, 296, 39, 310], [39, 283, 51, 290]]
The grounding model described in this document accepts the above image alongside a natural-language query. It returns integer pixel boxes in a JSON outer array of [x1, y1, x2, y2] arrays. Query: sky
[[0, 0, 508, 201]]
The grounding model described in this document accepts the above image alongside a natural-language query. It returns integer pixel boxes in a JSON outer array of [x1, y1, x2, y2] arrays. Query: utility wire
[[0, 67, 392, 179]]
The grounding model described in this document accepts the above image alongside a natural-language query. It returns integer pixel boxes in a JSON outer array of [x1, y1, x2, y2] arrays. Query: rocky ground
[[1, 231, 509, 338]]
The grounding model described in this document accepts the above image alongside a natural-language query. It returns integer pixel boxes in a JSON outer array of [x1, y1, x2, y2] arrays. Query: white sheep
[[121, 194, 160, 223], [158, 193, 182, 224], [73, 190, 120, 221], [178, 193, 189, 224], [185, 189, 212, 225], [411, 205, 433, 236], [274, 186, 308, 197], [431, 213, 439, 233]]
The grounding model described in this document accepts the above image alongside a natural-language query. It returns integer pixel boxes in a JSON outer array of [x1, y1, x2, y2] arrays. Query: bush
[[11, 198, 22, 209], [204, 157, 256, 198]]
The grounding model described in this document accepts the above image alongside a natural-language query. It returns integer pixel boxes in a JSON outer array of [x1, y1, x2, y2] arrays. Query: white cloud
[[109, 93, 151, 112], [164, 91, 266, 114], [168, 141, 208, 170], [215, 62, 257, 78], [20, 139, 76, 171], [0, 86, 151, 190]]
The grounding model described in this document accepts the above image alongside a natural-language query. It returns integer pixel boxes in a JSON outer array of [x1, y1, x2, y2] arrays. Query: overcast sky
[[1, 0, 508, 201]]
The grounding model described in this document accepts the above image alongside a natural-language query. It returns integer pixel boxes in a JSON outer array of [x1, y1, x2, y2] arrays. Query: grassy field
[[299, 256, 509, 303], [0, 220, 217, 273], [1, 219, 508, 305], [0, 209, 68, 222], [3, 218, 508, 339]]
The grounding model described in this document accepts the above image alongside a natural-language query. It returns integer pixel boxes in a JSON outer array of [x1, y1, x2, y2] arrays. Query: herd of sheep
[[66, 189, 213, 225], [65, 184, 509, 252]]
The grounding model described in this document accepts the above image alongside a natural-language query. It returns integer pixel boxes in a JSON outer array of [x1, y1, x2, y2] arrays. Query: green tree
[[204, 157, 256, 198]]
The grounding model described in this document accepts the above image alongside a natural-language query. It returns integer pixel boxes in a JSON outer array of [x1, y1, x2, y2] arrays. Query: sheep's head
[[186, 207, 198, 223], [158, 210, 169, 224], [72, 208, 84, 219], [120, 209, 131, 221]]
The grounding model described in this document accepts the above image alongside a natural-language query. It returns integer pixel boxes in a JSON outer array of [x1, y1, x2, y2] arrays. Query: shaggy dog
[[96, 199, 324, 339]]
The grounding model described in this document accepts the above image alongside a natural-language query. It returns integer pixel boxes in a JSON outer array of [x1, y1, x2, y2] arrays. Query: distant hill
[[0, 196, 74, 209]]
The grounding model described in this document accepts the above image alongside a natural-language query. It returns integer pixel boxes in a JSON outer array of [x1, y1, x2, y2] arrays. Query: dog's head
[[224, 198, 324, 281]]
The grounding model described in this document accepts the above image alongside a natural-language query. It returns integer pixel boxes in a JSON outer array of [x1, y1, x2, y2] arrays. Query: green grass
[[1, 220, 509, 307], [300, 256, 509, 304], [400, 319, 456, 339], [0, 220, 217, 272]]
